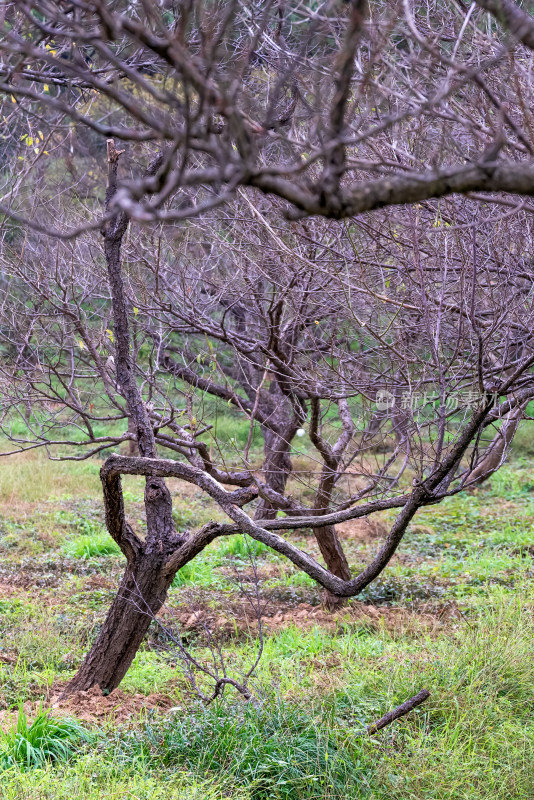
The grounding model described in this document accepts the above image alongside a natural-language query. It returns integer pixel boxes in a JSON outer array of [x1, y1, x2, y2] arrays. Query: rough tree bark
[[255, 423, 298, 520]]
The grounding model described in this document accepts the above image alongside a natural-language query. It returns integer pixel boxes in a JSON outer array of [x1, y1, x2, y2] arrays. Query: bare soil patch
[[0, 685, 175, 729], [337, 517, 387, 543], [163, 598, 440, 637]]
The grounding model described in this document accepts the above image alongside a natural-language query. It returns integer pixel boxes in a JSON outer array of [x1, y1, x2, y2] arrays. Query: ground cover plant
[[0, 441, 533, 798], [0, 706, 92, 771]]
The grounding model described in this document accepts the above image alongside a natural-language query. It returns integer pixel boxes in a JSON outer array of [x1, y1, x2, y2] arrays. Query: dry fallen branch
[[367, 689, 431, 735]]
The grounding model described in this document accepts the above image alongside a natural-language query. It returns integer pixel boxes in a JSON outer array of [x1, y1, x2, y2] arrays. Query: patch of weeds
[[120, 650, 177, 694], [122, 489, 144, 504], [171, 549, 234, 590], [402, 529, 470, 561], [171, 558, 217, 588], [62, 533, 120, 559], [218, 534, 268, 560], [0, 597, 26, 624], [263, 625, 335, 660], [68, 589, 116, 611], [485, 463, 534, 498], [171, 497, 222, 533], [0, 706, 92, 771], [423, 547, 534, 595], [510, 420, 534, 458], [111, 697, 372, 800], [0, 758, 232, 800], [261, 562, 318, 594], [2, 608, 83, 672], [483, 523, 534, 551], [415, 494, 484, 536], [264, 582, 322, 606], [0, 519, 45, 556], [0, 454, 101, 504]]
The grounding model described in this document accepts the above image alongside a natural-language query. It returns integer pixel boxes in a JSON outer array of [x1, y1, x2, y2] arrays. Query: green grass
[[0, 707, 92, 771], [218, 534, 269, 559], [0, 760, 238, 800], [110, 697, 372, 800], [0, 452, 101, 503], [171, 556, 221, 588], [1, 449, 534, 798], [62, 533, 121, 559], [81, 595, 534, 799]]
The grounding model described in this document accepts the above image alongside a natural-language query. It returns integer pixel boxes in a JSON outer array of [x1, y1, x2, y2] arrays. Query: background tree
[[0, 0, 534, 692]]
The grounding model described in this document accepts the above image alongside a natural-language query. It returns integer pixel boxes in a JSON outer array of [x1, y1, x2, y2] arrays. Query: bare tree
[[0, 0, 534, 693]]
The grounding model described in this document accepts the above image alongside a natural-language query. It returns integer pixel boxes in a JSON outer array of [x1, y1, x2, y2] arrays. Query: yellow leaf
[[133, 307, 139, 315], [78, 340, 85, 349], [11, 95, 16, 103], [106, 329, 114, 343], [26, 137, 33, 146], [38, 131, 44, 140], [44, 84, 49, 92]]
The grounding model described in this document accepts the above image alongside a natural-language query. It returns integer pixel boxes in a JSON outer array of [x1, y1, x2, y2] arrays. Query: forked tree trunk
[[257, 425, 351, 608], [309, 396, 354, 609], [314, 524, 351, 609]]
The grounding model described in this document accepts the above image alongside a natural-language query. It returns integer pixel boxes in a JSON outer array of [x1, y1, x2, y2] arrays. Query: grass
[[0, 761, 240, 800], [110, 697, 372, 800], [0, 707, 92, 771], [1, 447, 534, 798], [0, 452, 101, 504], [219, 534, 269, 559], [62, 533, 121, 559]]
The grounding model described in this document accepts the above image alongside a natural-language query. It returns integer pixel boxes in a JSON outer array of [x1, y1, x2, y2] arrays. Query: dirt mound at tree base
[[0, 686, 174, 729], [48, 685, 174, 723]]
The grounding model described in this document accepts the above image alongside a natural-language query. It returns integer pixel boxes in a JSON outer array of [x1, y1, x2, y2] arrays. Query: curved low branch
[[103, 399, 493, 595], [100, 467, 144, 563]]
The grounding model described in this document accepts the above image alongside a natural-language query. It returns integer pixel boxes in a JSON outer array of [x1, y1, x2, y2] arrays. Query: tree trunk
[[66, 552, 174, 694], [314, 524, 351, 609], [65, 142, 180, 696], [255, 426, 295, 520], [127, 416, 140, 457]]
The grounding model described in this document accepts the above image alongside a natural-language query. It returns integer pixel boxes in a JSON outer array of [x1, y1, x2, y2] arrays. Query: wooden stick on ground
[[367, 689, 430, 735]]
